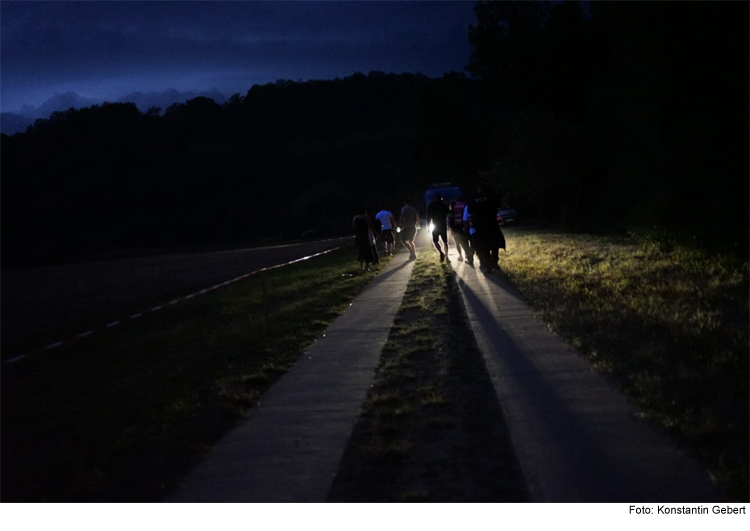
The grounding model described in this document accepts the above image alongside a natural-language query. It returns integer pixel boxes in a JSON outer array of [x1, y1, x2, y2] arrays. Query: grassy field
[[1, 244, 378, 501], [499, 226, 749, 500], [2, 227, 747, 501]]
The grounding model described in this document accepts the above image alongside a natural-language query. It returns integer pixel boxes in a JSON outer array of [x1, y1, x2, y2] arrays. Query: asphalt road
[[1, 237, 352, 355]]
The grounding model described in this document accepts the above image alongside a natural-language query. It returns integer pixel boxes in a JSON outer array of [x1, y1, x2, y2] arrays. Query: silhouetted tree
[[468, 0, 748, 253], [1, 73, 481, 267]]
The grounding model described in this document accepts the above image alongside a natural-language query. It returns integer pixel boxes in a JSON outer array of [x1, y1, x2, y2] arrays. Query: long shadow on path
[[453, 262, 724, 502]]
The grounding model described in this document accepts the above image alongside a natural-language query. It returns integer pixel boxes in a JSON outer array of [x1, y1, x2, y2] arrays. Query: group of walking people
[[352, 199, 417, 271], [354, 183, 505, 274], [427, 183, 506, 274]]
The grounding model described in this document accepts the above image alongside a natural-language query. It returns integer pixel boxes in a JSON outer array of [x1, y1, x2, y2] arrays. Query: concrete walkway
[[167, 254, 416, 502], [167, 236, 723, 503], [452, 253, 723, 502]]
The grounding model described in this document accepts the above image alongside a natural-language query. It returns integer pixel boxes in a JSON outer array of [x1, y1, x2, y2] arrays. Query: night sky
[[1, 1, 477, 116]]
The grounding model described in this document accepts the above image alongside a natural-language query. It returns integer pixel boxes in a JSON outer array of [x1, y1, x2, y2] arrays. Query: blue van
[[424, 183, 463, 215]]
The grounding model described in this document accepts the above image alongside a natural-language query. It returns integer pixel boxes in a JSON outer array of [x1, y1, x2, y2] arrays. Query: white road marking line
[[4, 244, 348, 364]]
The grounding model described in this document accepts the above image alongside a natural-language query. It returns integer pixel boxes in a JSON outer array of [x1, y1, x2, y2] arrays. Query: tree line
[[2, 1, 747, 268], [1, 71, 493, 267], [468, 1, 748, 256]]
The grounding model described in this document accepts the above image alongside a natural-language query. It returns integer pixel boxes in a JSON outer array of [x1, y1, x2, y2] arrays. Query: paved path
[[452, 253, 723, 502], [167, 254, 416, 502], [167, 237, 723, 503]]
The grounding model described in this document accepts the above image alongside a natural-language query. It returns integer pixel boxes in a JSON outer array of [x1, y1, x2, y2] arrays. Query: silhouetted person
[[398, 197, 419, 260], [463, 197, 476, 267], [427, 192, 450, 262], [366, 208, 380, 265], [466, 183, 505, 274], [353, 206, 376, 271], [450, 197, 473, 265]]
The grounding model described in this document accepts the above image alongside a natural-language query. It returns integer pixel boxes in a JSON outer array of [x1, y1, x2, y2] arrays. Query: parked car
[[496, 204, 517, 226]]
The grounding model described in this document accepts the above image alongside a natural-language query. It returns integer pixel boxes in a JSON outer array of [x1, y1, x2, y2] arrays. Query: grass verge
[[1, 244, 381, 502], [499, 226, 749, 500], [327, 250, 529, 502]]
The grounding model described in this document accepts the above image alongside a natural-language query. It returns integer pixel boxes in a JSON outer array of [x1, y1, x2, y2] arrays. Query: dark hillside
[[1, 73, 490, 268]]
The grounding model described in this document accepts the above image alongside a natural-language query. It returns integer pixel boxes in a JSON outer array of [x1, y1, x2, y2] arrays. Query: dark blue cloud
[[1, 1, 477, 113]]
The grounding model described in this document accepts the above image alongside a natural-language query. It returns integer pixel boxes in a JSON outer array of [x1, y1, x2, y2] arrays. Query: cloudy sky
[[1, 0, 478, 114]]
